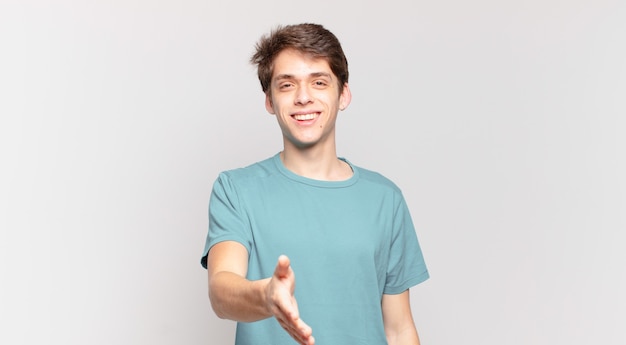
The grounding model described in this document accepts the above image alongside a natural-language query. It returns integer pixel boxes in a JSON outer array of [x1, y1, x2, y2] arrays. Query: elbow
[[211, 304, 229, 320], [208, 285, 229, 320]]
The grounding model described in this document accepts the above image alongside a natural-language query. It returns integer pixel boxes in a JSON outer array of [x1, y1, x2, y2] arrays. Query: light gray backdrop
[[1, 0, 624, 344]]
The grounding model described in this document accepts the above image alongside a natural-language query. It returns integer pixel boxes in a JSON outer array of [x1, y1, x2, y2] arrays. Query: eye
[[279, 82, 294, 90], [313, 80, 328, 88]]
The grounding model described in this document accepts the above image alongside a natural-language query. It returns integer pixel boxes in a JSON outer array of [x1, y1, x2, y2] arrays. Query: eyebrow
[[274, 72, 333, 81]]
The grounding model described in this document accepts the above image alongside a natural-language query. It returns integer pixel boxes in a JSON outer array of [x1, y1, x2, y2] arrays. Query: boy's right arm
[[207, 241, 315, 345]]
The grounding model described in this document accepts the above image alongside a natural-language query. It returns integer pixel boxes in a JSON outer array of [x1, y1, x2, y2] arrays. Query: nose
[[294, 85, 312, 105]]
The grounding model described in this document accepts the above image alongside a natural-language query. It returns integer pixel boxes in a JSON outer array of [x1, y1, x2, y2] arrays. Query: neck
[[280, 145, 352, 181]]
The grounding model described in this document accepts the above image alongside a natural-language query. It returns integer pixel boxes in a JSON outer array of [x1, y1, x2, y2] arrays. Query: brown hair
[[250, 23, 349, 95]]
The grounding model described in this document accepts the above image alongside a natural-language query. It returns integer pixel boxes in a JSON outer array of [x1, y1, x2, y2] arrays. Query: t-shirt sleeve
[[384, 195, 429, 294], [200, 172, 252, 269]]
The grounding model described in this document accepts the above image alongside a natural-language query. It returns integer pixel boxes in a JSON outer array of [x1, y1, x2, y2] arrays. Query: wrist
[[255, 277, 273, 317]]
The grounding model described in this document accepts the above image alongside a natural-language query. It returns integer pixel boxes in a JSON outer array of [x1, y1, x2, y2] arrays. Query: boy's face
[[265, 49, 351, 151]]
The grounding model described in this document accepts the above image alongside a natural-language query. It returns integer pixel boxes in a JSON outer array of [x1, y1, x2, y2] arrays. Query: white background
[[1, 0, 625, 344]]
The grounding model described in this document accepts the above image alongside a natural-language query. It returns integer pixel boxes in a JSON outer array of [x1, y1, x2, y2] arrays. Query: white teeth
[[293, 113, 317, 120]]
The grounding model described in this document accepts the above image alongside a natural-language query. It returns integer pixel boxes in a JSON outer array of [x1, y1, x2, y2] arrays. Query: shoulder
[[352, 164, 403, 193], [217, 155, 277, 182], [219, 157, 276, 180], [347, 162, 411, 215]]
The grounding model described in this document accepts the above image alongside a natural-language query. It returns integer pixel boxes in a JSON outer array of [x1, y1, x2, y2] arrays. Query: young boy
[[201, 23, 429, 345]]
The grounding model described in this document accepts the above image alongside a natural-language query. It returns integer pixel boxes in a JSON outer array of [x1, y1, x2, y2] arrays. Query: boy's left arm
[[381, 290, 421, 345]]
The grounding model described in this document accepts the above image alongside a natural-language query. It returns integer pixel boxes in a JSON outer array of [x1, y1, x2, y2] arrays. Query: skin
[[208, 48, 421, 344], [208, 242, 314, 344], [264, 48, 352, 181]]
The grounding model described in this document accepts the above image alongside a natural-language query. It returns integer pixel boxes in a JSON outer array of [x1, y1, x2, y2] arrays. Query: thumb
[[274, 255, 291, 278]]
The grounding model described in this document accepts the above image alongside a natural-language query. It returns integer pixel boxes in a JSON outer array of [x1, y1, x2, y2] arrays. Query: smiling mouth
[[292, 113, 319, 121]]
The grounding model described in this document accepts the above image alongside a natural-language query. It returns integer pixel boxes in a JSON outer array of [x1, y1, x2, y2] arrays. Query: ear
[[339, 83, 352, 111], [265, 92, 275, 114]]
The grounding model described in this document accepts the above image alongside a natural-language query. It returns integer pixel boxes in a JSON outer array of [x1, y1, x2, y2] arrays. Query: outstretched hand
[[265, 255, 315, 345]]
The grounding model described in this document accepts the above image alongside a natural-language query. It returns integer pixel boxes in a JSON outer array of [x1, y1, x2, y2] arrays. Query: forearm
[[382, 291, 421, 345], [386, 326, 420, 345], [209, 271, 271, 322]]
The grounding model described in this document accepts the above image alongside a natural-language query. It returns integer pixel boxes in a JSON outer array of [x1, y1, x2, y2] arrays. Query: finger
[[275, 317, 303, 341], [287, 316, 313, 342], [295, 318, 312, 338], [279, 318, 313, 345], [294, 322, 313, 345], [274, 255, 291, 278], [274, 307, 311, 340], [273, 300, 298, 326], [271, 285, 299, 318]]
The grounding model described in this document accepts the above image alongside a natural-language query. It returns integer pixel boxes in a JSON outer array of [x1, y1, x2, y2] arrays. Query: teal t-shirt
[[201, 153, 429, 345]]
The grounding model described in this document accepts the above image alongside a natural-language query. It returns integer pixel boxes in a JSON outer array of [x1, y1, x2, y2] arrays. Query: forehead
[[271, 49, 333, 80]]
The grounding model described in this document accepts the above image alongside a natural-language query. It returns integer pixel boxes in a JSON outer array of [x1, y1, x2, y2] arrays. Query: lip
[[290, 111, 321, 124]]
